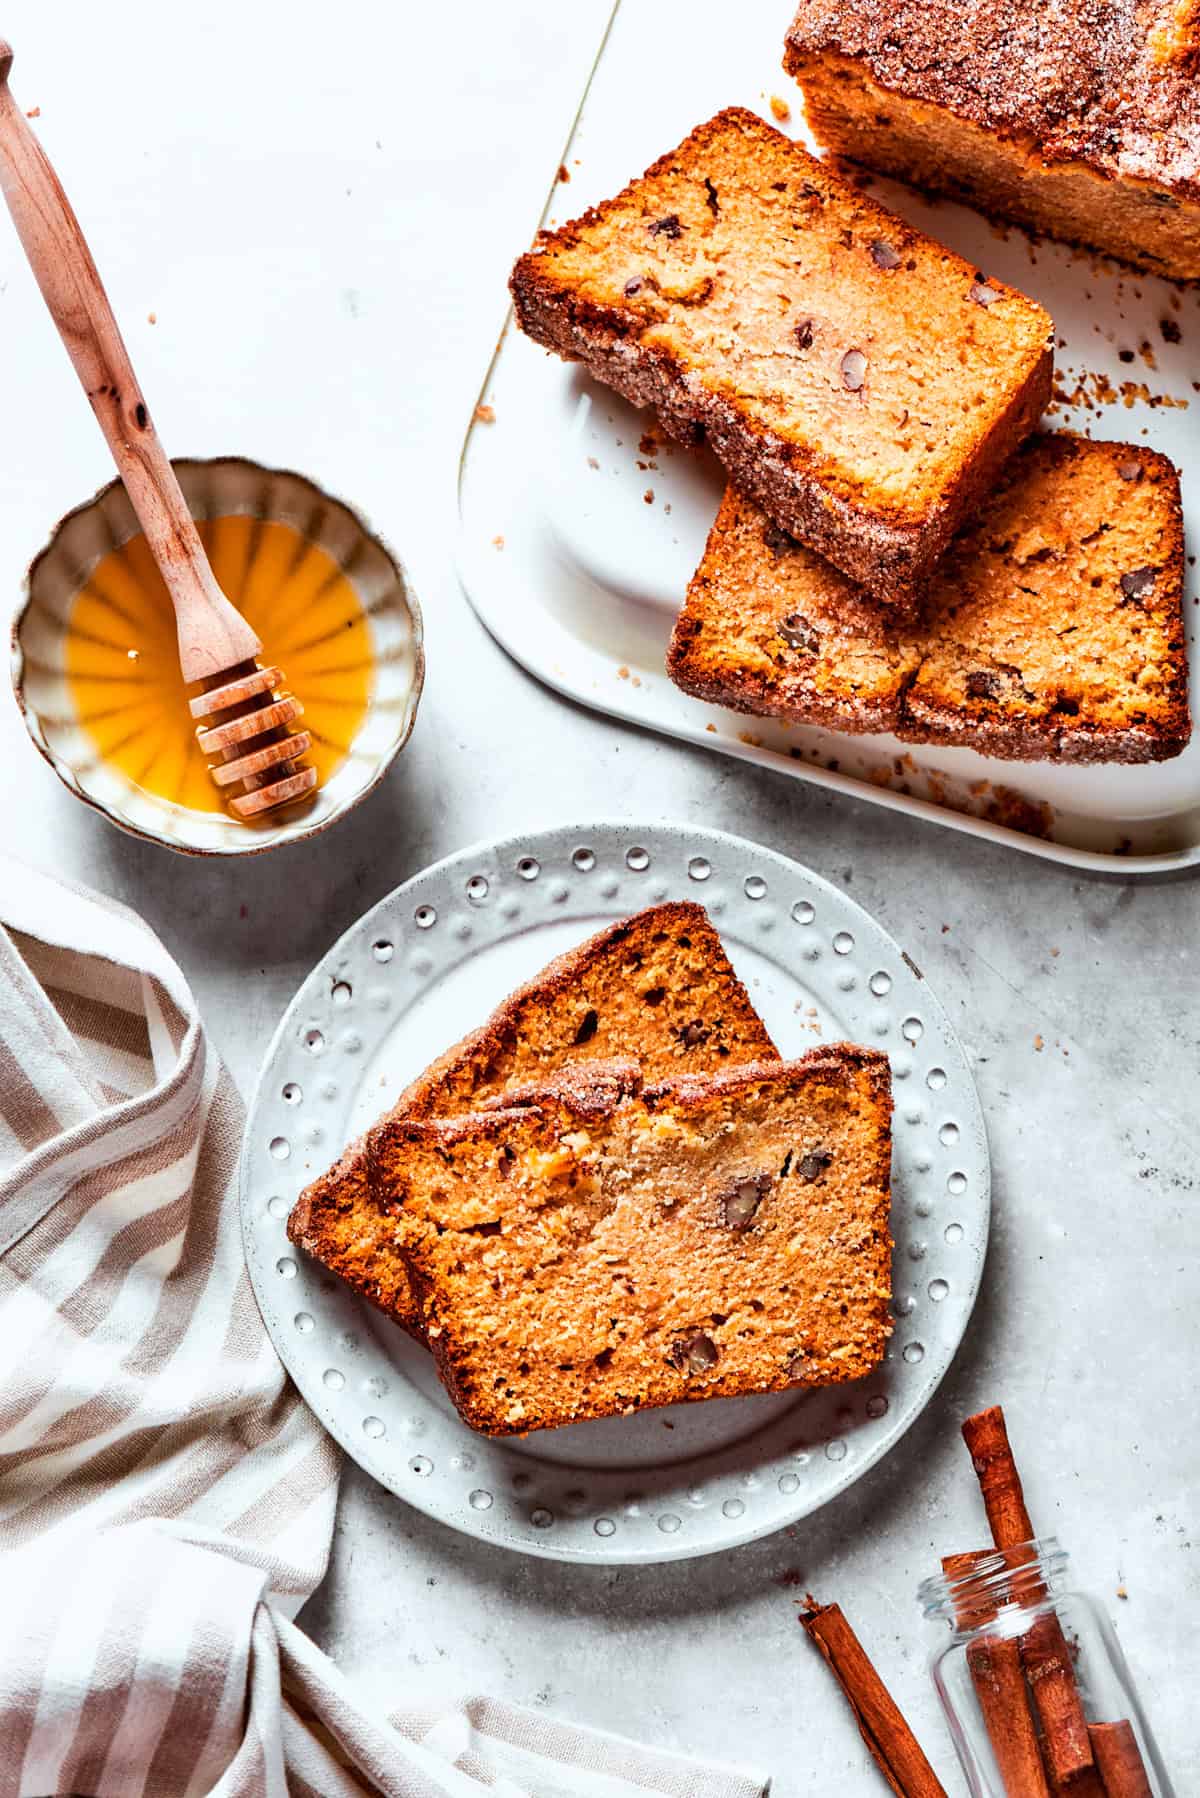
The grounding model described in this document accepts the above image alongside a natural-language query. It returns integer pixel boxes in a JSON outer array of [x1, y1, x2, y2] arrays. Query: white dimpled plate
[[243, 822, 989, 1564]]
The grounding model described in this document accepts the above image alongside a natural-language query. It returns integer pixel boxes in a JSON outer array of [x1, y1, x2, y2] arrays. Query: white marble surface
[[0, 3, 1196, 1791]]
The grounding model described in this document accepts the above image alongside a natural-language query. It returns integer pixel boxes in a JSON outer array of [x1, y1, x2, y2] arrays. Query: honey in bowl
[[66, 516, 373, 815]]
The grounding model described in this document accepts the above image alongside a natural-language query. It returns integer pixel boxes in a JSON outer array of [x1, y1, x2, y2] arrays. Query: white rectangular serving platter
[[457, 0, 1200, 874]]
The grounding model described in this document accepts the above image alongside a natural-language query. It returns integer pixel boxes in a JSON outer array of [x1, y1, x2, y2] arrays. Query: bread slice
[[368, 1048, 893, 1436], [784, 2, 1200, 281], [286, 903, 778, 1335], [668, 435, 1191, 764], [510, 106, 1053, 610]]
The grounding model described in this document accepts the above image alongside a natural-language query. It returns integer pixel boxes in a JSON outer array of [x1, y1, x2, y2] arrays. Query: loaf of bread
[[510, 107, 1053, 610], [287, 903, 777, 1335], [784, 0, 1200, 280], [368, 1048, 893, 1436], [668, 435, 1190, 764]]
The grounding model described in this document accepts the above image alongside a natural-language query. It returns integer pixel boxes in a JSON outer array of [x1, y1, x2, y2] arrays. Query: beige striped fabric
[[0, 859, 767, 1798]]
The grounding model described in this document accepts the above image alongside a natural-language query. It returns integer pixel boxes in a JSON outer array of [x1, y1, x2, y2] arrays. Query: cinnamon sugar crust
[[668, 434, 1190, 764], [510, 107, 1052, 610], [785, 1, 1200, 278], [368, 1048, 894, 1436]]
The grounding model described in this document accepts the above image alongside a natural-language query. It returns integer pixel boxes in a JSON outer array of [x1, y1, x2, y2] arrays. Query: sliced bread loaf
[[511, 106, 1053, 610], [784, 0, 1200, 280]]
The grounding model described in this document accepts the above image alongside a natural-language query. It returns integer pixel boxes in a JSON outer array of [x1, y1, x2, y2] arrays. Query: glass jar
[[917, 1537, 1173, 1797]]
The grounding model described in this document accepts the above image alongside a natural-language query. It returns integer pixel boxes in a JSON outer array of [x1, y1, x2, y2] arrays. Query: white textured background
[[0, 2, 1196, 1791]]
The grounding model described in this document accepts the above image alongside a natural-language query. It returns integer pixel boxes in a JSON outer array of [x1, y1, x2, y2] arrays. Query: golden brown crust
[[370, 1047, 893, 1437], [510, 107, 1053, 610], [287, 903, 778, 1335], [668, 434, 1191, 765], [784, 4, 1200, 279]]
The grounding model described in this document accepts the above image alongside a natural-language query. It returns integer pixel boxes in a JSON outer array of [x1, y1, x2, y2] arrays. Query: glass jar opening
[[918, 1535, 1070, 1630]]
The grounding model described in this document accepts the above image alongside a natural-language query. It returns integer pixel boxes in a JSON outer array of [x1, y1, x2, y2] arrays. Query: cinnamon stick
[[961, 1406, 1036, 1546], [800, 1599, 948, 1797], [961, 1407, 1095, 1787], [1020, 1610, 1096, 1787], [1090, 1721, 1154, 1797], [941, 1551, 1051, 1798]]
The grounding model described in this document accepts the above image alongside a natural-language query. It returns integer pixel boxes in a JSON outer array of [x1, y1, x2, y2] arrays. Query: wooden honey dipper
[[0, 41, 315, 819]]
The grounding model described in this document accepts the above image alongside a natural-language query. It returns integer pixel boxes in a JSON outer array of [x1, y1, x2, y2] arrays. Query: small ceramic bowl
[[12, 458, 424, 856]]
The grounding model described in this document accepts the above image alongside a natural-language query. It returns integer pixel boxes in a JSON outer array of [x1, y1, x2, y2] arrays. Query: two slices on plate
[[288, 903, 894, 1436]]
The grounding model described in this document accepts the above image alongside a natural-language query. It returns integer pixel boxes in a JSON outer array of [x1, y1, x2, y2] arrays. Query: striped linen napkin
[[0, 856, 768, 1798]]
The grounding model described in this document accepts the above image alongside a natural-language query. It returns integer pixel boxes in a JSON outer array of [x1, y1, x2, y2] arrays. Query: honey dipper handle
[[0, 42, 261, 681]]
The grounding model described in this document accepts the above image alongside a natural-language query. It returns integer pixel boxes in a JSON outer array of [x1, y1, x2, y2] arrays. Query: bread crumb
[[705, 722, 717, 733], [769, 95, 791, 122], [587, 456, 600, 469], [1116, 1584, 1128, 1600], [643, 488, 654, 504], [632, 675, 642, 688], [147, 312, 157, 325], [25, 106, 40, 119], [1034, 1034, 1044, 1052], [558, 164, 571, 183], [491, 534, 505, 550], [1050, 947, 1060, 957], [474, 403, 496, 424], [617, 666, 630, 680]]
